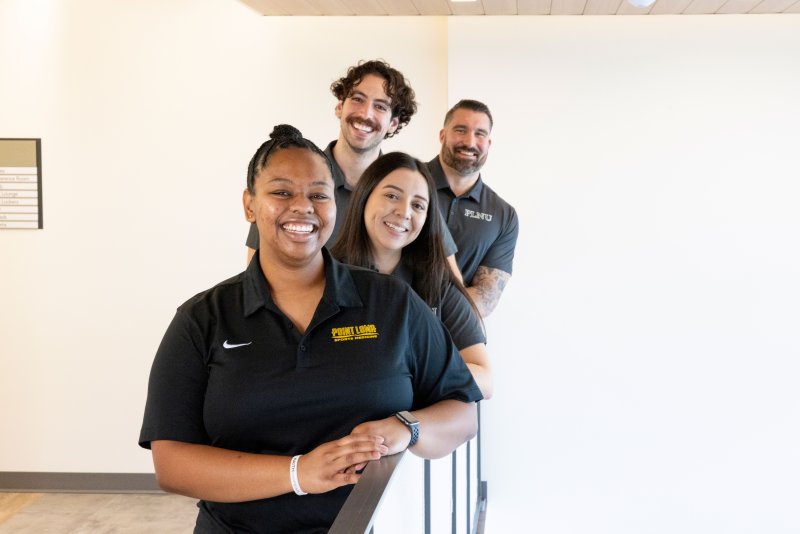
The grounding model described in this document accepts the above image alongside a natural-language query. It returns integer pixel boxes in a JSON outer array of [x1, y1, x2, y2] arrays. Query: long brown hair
[[331, 152, 478, 318]]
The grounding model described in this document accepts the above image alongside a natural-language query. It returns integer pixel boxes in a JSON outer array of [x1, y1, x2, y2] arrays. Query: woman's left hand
[[349, 416, 412, 456]]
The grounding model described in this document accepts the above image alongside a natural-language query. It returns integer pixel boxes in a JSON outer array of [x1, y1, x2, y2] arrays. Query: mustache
[[346, 116, 380, 131], [453, 145, 480, 156]]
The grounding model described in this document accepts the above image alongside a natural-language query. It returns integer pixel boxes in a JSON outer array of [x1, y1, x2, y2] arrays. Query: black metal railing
[[332, 404, 487, 534], [329, 450, 407, 534]]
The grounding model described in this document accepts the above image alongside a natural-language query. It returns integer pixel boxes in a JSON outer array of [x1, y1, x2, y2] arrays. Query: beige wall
[[0, 0, 448, 474], [2, 1, 799, 531]]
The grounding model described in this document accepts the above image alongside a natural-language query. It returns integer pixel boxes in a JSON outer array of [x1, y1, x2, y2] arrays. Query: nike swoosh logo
[[223, 340, 252, 349]]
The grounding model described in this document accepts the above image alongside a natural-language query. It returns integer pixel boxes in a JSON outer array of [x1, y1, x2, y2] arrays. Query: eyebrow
[[349, 89, 392, 108], [382, 183, 429, 202], [267, 177, 333, 188], [452, 123, 490, 136]]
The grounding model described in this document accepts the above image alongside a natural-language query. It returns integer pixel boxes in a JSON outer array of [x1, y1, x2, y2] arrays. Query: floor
[[0, 492, 198, 533]]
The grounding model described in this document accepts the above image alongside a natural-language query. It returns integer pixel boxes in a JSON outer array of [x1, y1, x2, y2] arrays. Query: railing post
[[424, 459, 431, 534], [332, 402, 488, 534], [471, 403, 488, 534], [329, 451, 406, 534], [467, 440, 472, 534], [451, 450, 457, 534]]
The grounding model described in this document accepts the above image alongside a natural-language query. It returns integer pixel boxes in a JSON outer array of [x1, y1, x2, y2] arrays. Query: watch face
[[397, 410, 419, 425], [396, 411, 419, 447]]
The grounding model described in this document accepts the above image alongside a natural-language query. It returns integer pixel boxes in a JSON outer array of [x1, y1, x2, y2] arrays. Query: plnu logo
[[331, 324, 379, 342], [464, 208, 492, 221]]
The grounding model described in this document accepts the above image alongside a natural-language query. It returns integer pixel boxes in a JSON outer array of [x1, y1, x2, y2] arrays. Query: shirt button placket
[[297, 341, 311, 367]]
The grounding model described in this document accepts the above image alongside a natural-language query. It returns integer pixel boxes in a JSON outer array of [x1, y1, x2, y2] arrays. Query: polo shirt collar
[[243, 248, 363, 317], [321, 248, 363, 308], [325, 140, 383, 193], [323, 140, 348, 191], [429, 156, 484, 202], [363, 257, 412, 282]]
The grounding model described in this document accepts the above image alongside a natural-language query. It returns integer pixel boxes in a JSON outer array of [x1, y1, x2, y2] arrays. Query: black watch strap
[[395, 411, 419, 447]]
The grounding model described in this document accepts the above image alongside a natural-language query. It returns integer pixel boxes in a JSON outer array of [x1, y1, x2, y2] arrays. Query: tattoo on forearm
[[469, 267, 511, 317]]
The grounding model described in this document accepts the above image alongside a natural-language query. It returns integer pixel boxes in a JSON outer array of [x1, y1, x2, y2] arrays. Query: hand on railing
[[329, 451, 407, 534], [350, 416, 412, 455], [294, 434, 387, 494]]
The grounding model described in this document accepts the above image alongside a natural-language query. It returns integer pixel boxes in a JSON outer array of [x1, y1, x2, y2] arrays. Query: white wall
[[2, 2, 800, 532], [448, 15, 800, 533], [0, 0, 448, 473]]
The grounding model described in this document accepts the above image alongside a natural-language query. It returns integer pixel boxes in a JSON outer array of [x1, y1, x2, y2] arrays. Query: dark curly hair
[[246, 124, 331, 193], [330, 60, 417, 138]]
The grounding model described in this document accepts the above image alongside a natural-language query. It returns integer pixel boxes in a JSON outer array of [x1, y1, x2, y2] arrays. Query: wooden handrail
[[329, 450, 407, 534], [332, 404, 488, 533]]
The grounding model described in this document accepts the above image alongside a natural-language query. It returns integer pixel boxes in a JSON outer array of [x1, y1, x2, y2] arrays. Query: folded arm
[[150, 434, 387, 502], [350, 399, 477, 460], [459, 343, 493, 400], [466, 266, 511, 317]]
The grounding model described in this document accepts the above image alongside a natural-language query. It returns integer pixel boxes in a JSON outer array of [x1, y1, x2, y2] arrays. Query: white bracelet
[[290, 454, 307, 496]]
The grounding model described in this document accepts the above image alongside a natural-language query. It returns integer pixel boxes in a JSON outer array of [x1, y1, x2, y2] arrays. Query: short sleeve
[[440, 284, 486, 350], [478, 208, 519, 275], [139, 309, 211, 449], [441, 218, 458, 257], [406, 292, 483, 409]]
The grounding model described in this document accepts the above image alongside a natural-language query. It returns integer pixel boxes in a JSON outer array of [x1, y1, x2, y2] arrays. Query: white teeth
[[385, 222, 407, 232], [283, 223, 314, 233], [457, 149, 477, 157], [353, 122, 373, 133]]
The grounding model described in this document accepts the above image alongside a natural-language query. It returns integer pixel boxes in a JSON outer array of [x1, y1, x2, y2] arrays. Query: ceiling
[[239, 0, 800, 16]]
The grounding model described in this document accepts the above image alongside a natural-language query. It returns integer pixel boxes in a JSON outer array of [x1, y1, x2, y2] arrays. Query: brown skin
[[154, 147, 477, 503], [151, 436, 387, 502]]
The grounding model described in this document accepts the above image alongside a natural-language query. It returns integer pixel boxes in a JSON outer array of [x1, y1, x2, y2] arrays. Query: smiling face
[[243, 147, 335, 268], [439, 108, 492, 176], [363, 168, 429, 263], [335, 73, 400, 154]]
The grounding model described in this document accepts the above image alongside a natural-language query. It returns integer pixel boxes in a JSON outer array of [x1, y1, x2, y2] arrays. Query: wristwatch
[[394, 410, 419, 448]]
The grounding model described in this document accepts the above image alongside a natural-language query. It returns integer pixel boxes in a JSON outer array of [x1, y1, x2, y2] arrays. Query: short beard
[[441, 146, 486, 176]]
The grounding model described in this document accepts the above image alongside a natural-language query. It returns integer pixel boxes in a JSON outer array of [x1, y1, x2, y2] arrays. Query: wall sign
[[0, 139, 42, 229]]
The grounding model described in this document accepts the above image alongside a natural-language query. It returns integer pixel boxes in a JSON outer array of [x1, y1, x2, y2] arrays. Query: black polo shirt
[[427, 157, 520, 284], [392, 260, 486, 350], [139, 248, 481, 533], [246, 142, 457, 255]]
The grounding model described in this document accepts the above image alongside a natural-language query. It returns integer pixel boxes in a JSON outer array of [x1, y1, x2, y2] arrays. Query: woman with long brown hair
[[331, 151, 492, 398]]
